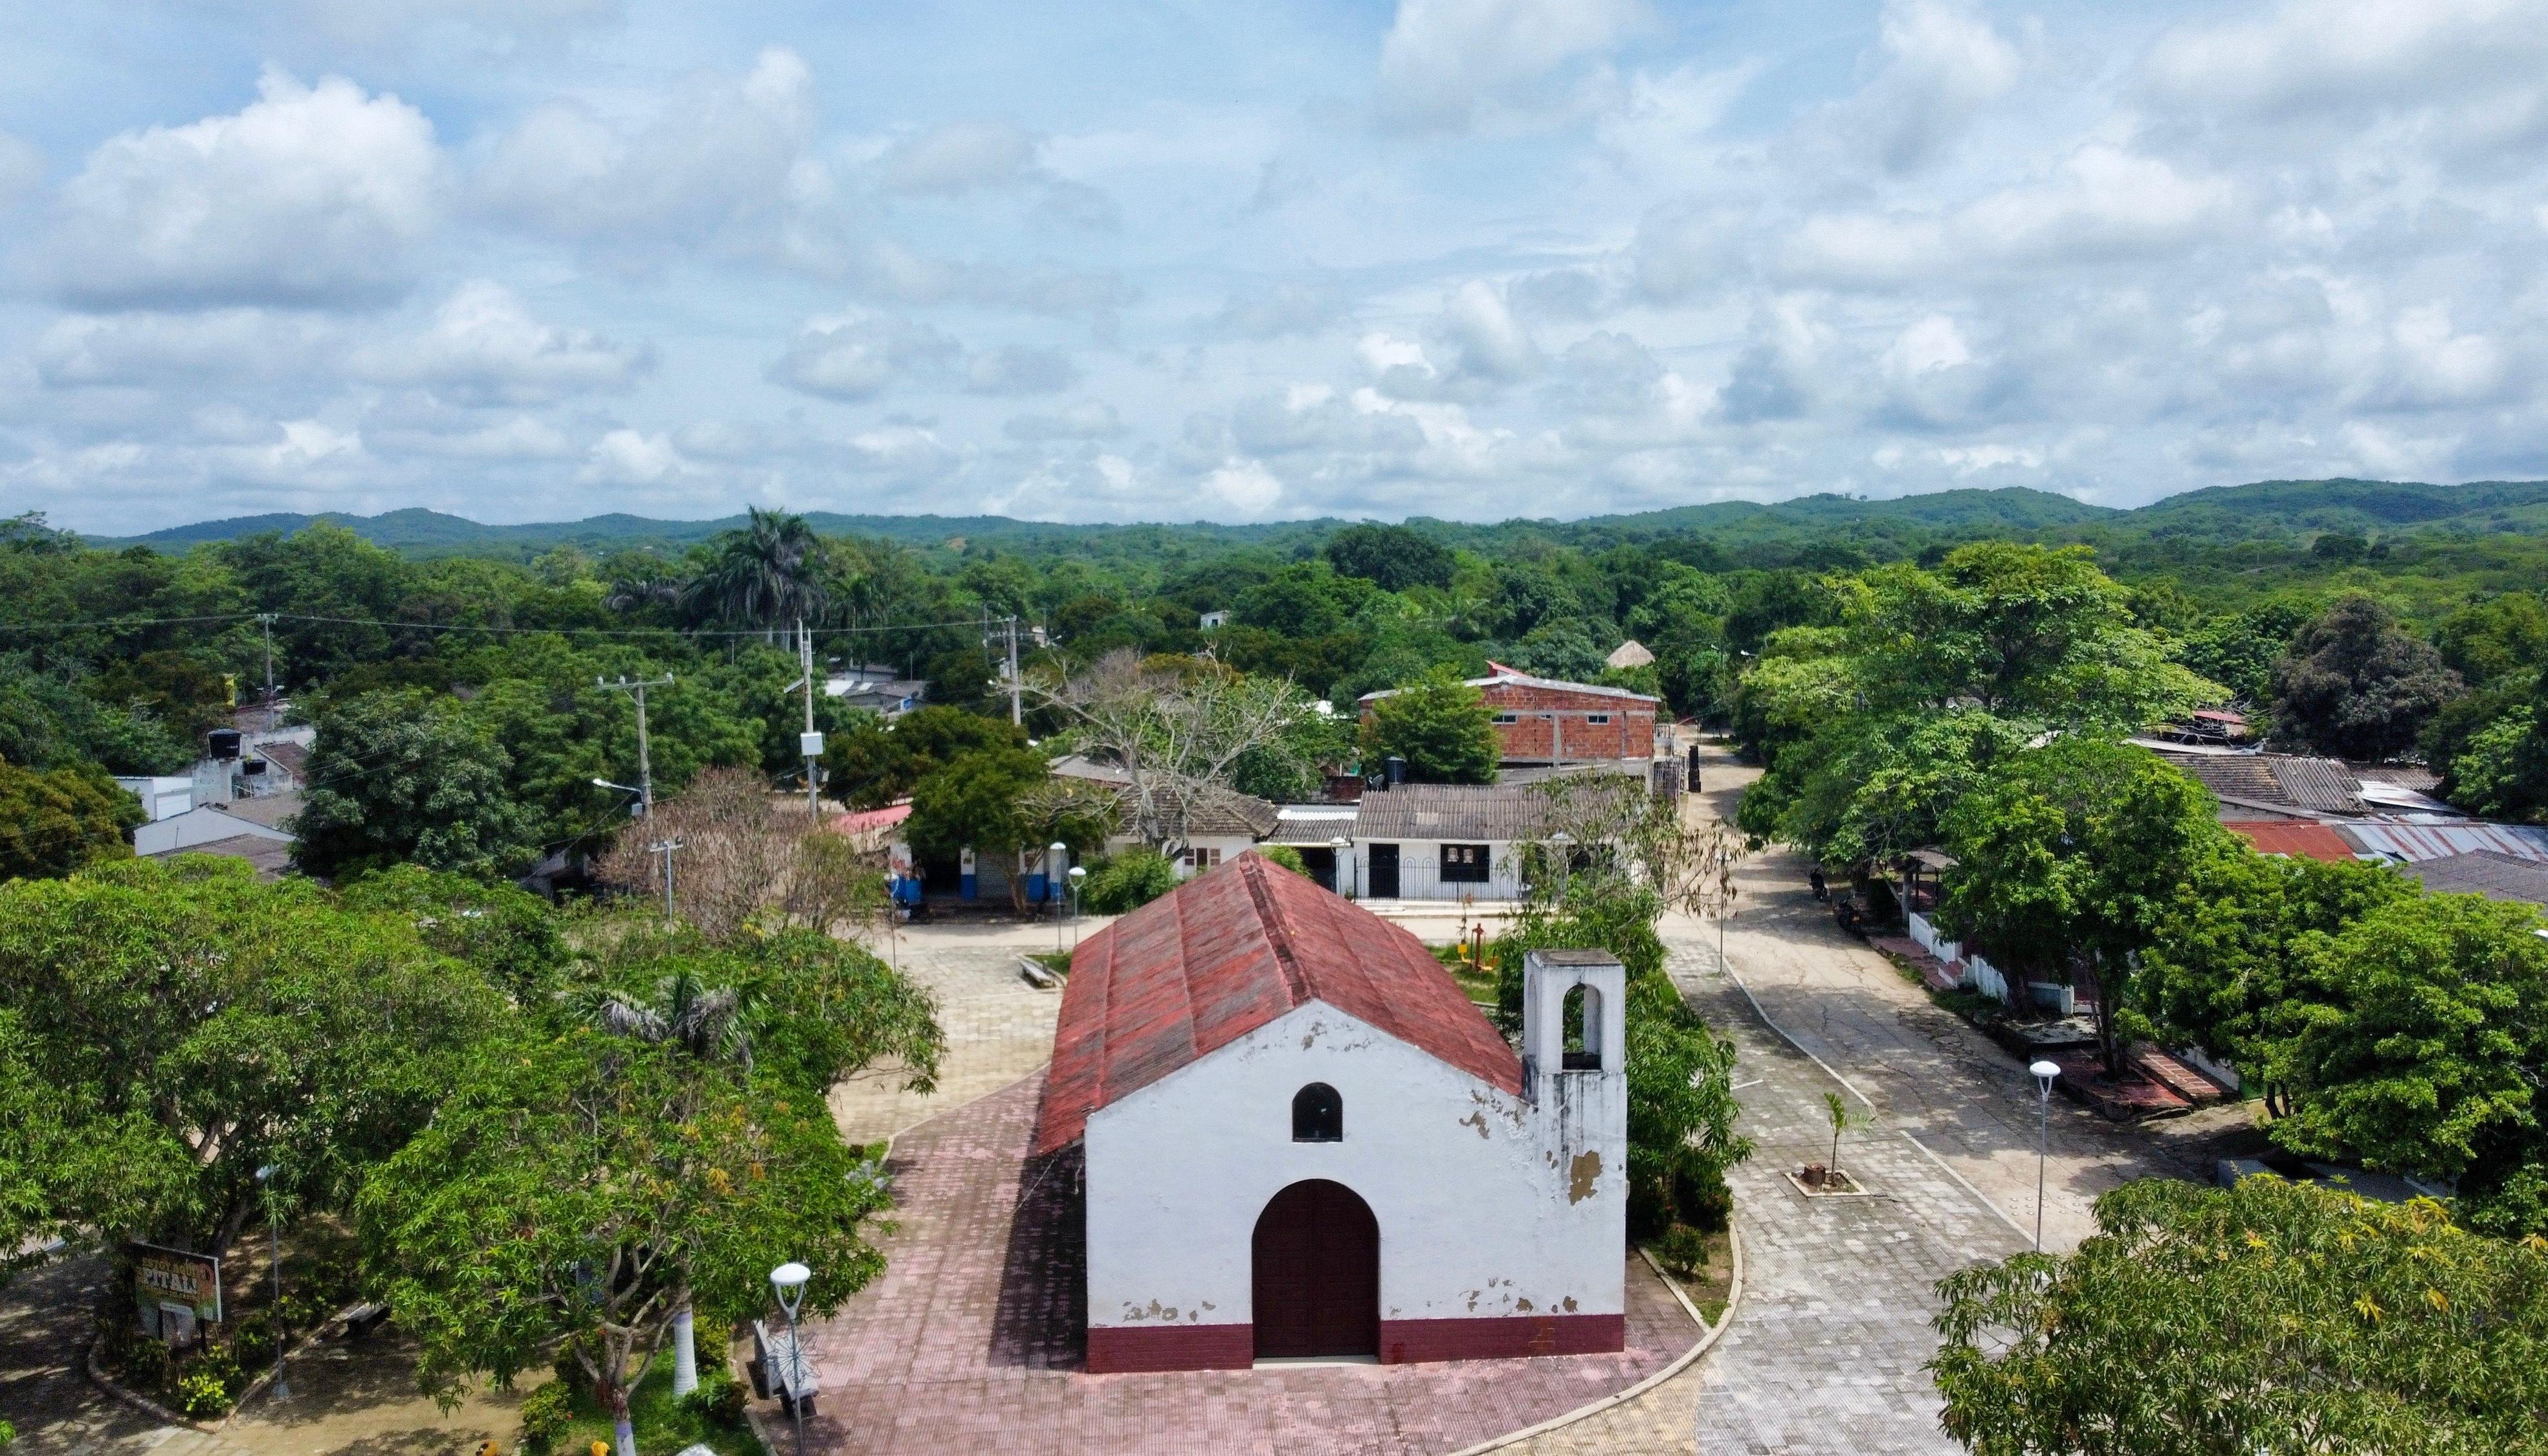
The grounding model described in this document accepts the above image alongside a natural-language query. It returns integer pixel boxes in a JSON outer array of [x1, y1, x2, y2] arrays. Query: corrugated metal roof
[[2268, 758, 2364, 812], [1357, 668, 1659, 705], [1031, 854, 1521, 1154], [1351, 782, 1570, 842], [830, 802, 913, 836], [2333, 821, 2548, 863], [2225, 821, 2357, 863], [2406, 850, 2548, 906], [144, 834, 294, 879]]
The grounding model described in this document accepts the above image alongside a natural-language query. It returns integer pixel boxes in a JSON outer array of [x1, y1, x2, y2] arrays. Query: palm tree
[[587, 967, 752, 1071], [585, 965, 750, 1407], [684, 507, 828, 641]]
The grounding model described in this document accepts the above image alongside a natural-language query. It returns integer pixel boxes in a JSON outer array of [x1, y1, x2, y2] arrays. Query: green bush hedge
[[1080, 850, 1182, 914]]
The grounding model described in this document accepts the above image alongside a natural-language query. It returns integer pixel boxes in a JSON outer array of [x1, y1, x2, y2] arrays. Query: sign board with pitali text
[[129, 1242, 221, 1334]]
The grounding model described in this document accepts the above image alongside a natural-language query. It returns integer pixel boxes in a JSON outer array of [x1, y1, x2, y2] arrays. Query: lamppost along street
[[254, 1164, 287, 1399], [1547, 830, 1576, 898], [770, 1261, 812, 1456], [2030, 1059, 2061, 1251], [1067, 865, 1087, 951], [1328, 835, 1352, 898], [1048, 841, 1068, 949]]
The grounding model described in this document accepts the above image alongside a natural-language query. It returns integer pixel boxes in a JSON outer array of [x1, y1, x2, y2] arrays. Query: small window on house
[[1586, 714, 1611, 725], [1562, 984, 1603, 1071], [1184, 846, 1223, 870], [1439, 844, 1490, 883], [1292, 1082, 1343, 1142], [1492, 712, 1518, 725]]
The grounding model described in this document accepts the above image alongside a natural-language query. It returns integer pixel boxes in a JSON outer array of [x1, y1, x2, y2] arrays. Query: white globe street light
[[1067, 865, 1087, 950], [770, 1262, 813, 1456], [2029, 1060, 2061, 1251], [1328, 836, 1352, 898], [255, 1164, 287, 1399]]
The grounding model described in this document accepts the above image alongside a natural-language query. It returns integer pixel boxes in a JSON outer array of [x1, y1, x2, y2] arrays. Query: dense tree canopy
[[294, 690, 544, 881], [0, 755, 142, 881], [1360, 668, 1499, 784], [1933, 1176, 2548, 1456], [2272, 595, 2463, 760]]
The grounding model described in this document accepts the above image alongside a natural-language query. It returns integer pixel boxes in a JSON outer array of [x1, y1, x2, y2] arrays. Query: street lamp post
[[1547, 831, 1576, 899], [1067, 865, 1086, 951], [1328, 835, 1352, 898], [1048, 841, 1068, 947], [2030, 1059, 2061, 1251], [254, 1164, 287, 1400], [770, 1261, 812, 1456]]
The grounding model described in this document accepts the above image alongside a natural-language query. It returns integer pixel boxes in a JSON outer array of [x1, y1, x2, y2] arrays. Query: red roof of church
[[1030, 852, 1523, 1156], [2226, 820, 2357, 863]]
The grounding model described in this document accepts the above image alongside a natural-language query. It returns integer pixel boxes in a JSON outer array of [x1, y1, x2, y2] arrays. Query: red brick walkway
[[798, 1072, 1698, 1455]]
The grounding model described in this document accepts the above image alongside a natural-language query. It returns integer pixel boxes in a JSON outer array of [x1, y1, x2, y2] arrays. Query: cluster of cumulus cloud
[[3, 0, 2546, 529]]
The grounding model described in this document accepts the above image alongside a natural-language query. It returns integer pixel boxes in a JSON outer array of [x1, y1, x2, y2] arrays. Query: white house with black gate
[[1032, 854, 1628, 1371], [1336, 782, 1568, 901]]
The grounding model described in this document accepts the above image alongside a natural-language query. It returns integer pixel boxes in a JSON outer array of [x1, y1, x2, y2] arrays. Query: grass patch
[[1027, 950, 1072, 978], [1431, 942, 1500, 1006], [553, 1349, 766, 1456]]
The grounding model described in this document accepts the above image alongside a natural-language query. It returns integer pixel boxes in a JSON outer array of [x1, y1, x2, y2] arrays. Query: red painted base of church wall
[[1083, 1313, 1624, 1373], [1085, 1324, 1254, 1373], [1379, 1313, 1625, 1363]]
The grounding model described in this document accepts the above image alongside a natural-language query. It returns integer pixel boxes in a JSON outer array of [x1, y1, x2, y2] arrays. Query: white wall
[[1083, 995, 1624, 1338], [1345, 837, 1527, 901]]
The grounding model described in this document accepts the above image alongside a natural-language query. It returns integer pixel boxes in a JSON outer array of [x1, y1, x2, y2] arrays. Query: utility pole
[[1005, 614, 1022, 726], [651, 838, 683, 919], [256, 613, 277, 719], [599, 674, 674, 818], [798, 619, 823, 819]]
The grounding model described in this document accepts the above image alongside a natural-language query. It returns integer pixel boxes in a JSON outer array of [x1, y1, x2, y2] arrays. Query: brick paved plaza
[[794, 1072, 1704, 1455]]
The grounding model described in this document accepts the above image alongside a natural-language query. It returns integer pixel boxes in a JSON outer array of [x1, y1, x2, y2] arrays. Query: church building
[[1031, 851, 1627, 1373]]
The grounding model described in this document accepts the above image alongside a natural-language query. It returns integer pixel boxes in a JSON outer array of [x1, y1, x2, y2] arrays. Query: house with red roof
[[1035, 852, 1626, 1373]]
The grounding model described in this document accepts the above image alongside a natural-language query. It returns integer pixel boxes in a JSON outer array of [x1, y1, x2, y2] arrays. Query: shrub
[[175, 1369, 234, 1419], [0, 1415, 16, 1448], [1652, 1224, 1709, 1281], [517, 1380, 573, 1455], [1080, 850, 1182, 914], [1254, 844, 1309, 877], [680, 1372, 748, 1428]]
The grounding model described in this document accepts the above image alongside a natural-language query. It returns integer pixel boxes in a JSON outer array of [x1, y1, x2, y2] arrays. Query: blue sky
[[3, 0, 2545, 533]]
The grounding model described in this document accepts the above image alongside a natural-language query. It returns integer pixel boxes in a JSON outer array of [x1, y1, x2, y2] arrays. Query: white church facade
[[1032, 851, 1627, 1373]]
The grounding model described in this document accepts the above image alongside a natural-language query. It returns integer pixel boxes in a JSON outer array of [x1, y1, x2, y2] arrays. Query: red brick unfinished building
[[1358, 663, 1658, 767]]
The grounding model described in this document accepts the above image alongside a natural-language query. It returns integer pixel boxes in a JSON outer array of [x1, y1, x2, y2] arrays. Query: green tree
[[2437, 593, 2548, 689], [905, 748, 1113, 909], [0, 1007, 188, 1285], [1940, 738, 2237, 1074], [823, 705, 1026, 810], [1933, 1176, 2548, 1456], [1324, 524, 1456, 593], [360, 1030, 889, 1455], [0, 756, 142, 881], [1361, 669, 1498, 784], [2270, 595, 2462, 760], [2272, 891, 2548, 1200], [2138, 850, 2418, 1087], [294, 691, 544, 881], [0, 857, 504, 1257], [683, 507, 827, 637]]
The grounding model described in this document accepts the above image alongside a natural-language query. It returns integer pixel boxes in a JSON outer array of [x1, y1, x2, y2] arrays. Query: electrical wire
[[0, 612, 990, 640]]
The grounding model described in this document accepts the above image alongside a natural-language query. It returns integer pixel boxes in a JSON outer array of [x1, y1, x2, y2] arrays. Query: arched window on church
[[1292, 1082, 1343, 1142]]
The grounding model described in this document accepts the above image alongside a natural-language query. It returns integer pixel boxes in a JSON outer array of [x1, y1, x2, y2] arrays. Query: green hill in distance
[[76, 479, 2548, 564]]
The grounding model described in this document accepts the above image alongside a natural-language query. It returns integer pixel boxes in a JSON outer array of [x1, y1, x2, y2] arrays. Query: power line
[[0, 612, 989, 640]]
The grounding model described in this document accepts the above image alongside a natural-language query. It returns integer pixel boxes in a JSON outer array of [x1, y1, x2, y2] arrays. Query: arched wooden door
[[1251, 1179, 1380, 1359]]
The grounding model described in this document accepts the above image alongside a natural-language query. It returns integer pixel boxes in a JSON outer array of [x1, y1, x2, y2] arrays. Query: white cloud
[[1202, 458, 1285, 516], [44, 71, 443, 309], [2147, 0, 2548, 115], [577, 428, 688, 485], [1378, 0, 1644, 130], [764, 313, 959, 401], [34, 310, 344, 387], [2382, 303, 2506, 406], [1437, 279, 1538, 382], [474, 48, 814, 252], [355, 281, 649, 404], [1003, 401, 1125, 440], [964, 345, 1078, 395], [0, 131, 42, 210], [1827, 0, 2023, 173], [878, 120, 1041, 194]]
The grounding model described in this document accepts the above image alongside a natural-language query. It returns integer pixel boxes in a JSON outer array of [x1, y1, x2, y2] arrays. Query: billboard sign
[[130, 1242, 221, 1329]]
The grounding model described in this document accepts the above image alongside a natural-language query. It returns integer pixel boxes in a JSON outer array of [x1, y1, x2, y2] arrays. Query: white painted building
[[1034, 854, 1626, 1372], [1341, 782, 1566, 901]]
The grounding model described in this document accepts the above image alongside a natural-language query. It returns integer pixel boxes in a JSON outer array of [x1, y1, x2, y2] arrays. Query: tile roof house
[[1037, 854, 1626, 1373]]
